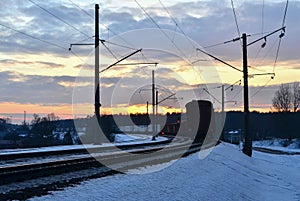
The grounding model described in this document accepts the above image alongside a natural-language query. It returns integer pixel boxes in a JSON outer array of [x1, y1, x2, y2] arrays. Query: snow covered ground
[[29, 143, 300, 201], [253, 138, 300, 154]]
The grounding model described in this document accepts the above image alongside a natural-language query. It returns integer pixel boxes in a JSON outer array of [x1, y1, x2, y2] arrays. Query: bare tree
[[293, 82, 300, 112], [272, 84, 292, 112], [47, 113, 59, 121]]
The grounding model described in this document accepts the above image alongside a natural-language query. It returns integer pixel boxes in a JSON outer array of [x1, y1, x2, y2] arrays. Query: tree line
[[272, 82, 300, 112]]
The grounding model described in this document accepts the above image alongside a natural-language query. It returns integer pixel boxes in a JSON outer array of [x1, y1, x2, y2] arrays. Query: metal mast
[[95, 4, 101, 122]]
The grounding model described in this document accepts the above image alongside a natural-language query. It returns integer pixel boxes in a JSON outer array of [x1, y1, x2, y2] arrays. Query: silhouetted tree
[[293, 82, 300, 112], [272, 84, 292, 112], [0, 118, 8, 131], [30, 113, 59, 139]]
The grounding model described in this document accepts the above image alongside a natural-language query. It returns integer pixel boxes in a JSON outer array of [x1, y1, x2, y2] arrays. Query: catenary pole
[[242, 33, 252, 157], [95, 4, 101, 122], [152, 70, 156, 140]]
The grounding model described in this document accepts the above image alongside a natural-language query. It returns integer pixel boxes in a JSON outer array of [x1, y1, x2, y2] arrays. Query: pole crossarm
[[247, 26, 286, 47], [100, 49, 142, 73], [217, 80, 241, 90], [225, 101, 237, 104], [196, 48, 243, 73], [248, 73, 275, 78], [225, 79, 242, 90], [69, 43, 94, 51], [68, 39, 105, 51], [114, 62, 158, 66]]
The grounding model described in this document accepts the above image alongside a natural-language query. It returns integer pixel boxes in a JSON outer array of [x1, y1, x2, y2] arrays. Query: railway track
[[0, 137, 218, 200], [0, 136, 219, 201], [253, 147, 300, 155], [0, 136, 200, 185]]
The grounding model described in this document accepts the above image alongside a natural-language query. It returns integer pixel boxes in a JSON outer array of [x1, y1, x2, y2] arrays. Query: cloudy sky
[[0, 0, 299, 123]]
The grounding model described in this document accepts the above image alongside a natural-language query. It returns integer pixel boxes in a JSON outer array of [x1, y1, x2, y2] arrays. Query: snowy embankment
[[30, 143, 300, 201], [253, 138, 300, 154]]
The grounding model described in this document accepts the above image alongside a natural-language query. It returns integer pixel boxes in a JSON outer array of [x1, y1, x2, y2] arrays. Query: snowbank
[[113, 134, 147, 143], [253, 138, 300, 154], [30, 143, 300, 201]]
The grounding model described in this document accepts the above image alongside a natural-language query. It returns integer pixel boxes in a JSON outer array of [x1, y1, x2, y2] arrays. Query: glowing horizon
[[1, 0, 299, 124]]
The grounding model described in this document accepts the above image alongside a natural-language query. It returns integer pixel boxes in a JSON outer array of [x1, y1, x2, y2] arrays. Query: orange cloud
[[1, 102, 72, 116]]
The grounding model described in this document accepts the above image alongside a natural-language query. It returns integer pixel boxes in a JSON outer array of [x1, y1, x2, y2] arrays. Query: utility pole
[[221, 85, 225, 113], [196, 27, 285, 157], [152, 70, 156, 140], [221, 85, 225, 142], [146, 101, 149, 115], [24, 111, 26, 125], [95, 4, 101, 122], [242, 33, 252, 157], [156, 90, 159, 115]]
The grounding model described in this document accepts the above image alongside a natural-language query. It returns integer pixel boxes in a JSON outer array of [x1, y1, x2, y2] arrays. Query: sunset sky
[[0, 0, 299, 124]]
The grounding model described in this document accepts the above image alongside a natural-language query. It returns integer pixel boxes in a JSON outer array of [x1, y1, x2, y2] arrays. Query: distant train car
[[185, 100, 213, 143], [160, 100, 214, 143]]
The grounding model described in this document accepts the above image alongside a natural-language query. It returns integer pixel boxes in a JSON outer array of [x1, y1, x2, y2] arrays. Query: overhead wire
[[249, 0, 289, 102], [250, 78, 272, 99], [230, 0, 242, 47], [101, 40, 118, 60], [203, 88, 222, 104], [134, 0, 189, 60], [158, 0, 196, 49], [67, 0, 94, 19], [230, 86, 243, 106], [0, 22, 66, 51], [252, 37, 279, 68], [104, 41, 138, 50], [158, 0, 204, 93], [28, 0, 91, 39], [68, 1, 137, 50], [250, 0, 265, 67], [273, 0, 289, 73], [65, 0, 141, 64], [261, 0, 265, 37], [63, 0, 145, 79], [0, 22, 85, 62]]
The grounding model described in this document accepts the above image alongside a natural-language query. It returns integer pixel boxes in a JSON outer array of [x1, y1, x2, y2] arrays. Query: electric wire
[[72, 0, 136, 48], [104, 41, 138, 50], [282, 0, 289, 27], [158, 0, 196, 49], [101, 40, 118, 60], [273, 0, 289, 73], [203, 88, 221, 104], [0, 22, 85, 62], [230, 86, 243, 105], [249, 0, 288, 101], [63, 0, 142, 70], [250, 78, 272, 99], [0, 22, 66, 51], [250, 0, 265, 67], [261, 0, 265, 36], [65, 0, 140, 60], [28, 0, 91, 39], [251, 37, 279, 69], [67, 0, 94, 19], [134, 0, 189, 60], [230, 0, 242, 47]]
